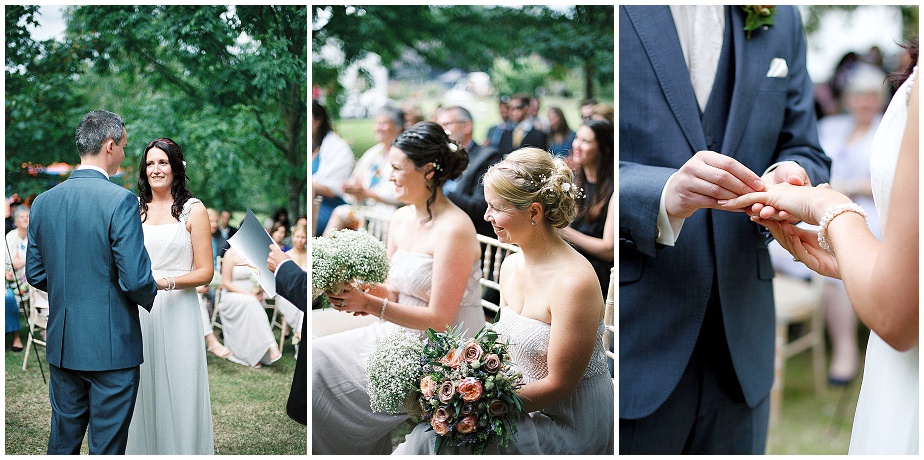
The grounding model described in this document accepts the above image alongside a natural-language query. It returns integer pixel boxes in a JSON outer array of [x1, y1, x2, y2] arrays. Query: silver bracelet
[[817, 202, 868, 254], [379, 297, 388, 321]]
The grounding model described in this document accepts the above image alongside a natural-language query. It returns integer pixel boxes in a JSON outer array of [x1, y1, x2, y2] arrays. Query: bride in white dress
[[394, 148, 614, 454], [314, 122, 485, 454], [126, 138, 215, 454], [722, 52, 918, 454]]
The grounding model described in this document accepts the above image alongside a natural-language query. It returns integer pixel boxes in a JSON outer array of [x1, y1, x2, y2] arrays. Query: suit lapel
[[724, 7, 769, 157], [626, 6, 706, 153]]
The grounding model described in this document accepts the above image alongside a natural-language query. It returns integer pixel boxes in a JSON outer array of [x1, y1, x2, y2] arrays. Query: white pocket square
[[766, 58, 788, 78]]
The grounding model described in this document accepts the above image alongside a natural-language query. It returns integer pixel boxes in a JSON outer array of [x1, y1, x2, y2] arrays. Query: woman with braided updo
[[395, 148, 614, 454], [314, 121, 485, 454]]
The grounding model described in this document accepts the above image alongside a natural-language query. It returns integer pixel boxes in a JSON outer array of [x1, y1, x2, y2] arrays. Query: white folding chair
[[22, 295, 46, 371], [603, 267, 615, 380], [357, 208, 391, 243], [211, 256, 224, 331], [311, 195, 323, 237], [770, 272, 827, 425], [475, 234, 520, 318]]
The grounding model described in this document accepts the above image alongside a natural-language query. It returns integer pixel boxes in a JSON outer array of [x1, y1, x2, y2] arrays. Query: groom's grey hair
[[75, 110, 125, 157]]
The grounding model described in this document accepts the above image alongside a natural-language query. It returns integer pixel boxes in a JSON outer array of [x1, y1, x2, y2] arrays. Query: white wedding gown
[[126, 198, 214, 454], [848, 67, 918, 454], [312, 249, 485, 454]]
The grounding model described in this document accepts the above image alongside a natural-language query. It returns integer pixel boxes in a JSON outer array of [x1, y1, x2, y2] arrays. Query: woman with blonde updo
[[315, 121, 484, 454], [394, 148, 614, 454]]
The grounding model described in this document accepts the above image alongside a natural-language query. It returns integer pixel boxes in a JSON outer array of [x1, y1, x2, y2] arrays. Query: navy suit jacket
[[26, 168, 157, 371], [496, 124, 547, 156], [446, 142, 503, 237], [619, 6, 830, 419], [276, 260, 307, 425]]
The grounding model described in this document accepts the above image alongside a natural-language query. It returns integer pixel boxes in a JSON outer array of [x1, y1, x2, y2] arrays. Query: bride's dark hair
[[138, 137, 194, 223], [391, 121, 468, 222], [888, 37, 918, 88]]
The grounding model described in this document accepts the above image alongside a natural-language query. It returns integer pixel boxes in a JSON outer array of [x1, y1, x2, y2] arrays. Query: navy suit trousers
[[47, 364, 140, 455], [620, 292, 770, 454]]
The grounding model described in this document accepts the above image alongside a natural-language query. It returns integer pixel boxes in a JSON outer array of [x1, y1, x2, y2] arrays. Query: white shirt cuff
[[656, 173, 685, 246]]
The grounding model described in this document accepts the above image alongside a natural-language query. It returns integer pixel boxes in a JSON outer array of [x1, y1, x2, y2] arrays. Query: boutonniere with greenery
[[741, 5, 777, 39]]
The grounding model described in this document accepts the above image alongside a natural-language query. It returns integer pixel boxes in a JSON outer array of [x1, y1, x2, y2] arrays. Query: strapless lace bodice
[[386, 249, 484, 334], [492, 307, 609, 383]]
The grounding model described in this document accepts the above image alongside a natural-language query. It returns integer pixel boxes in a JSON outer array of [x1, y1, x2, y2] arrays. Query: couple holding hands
[[27, 110, 307, 455], [620, 5, 917, 455]]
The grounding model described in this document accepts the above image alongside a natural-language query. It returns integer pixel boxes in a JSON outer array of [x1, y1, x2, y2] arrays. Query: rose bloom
[[441, 348, 464, 368], [458, 377, 484, 402], [483, 354, 502, 374], [487, 399, 508, 417], [432, 406, 451, 423], [456, 415, 478, 434], [420, 375, 437, 399], [462, 341, 483, 363], [439, 380, 456, 403], [431, 419, 450, 436], [460, 402, 476, 416]]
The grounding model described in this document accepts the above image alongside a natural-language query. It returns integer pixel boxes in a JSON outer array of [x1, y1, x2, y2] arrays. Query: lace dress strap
[[179, 198, 202, 224]]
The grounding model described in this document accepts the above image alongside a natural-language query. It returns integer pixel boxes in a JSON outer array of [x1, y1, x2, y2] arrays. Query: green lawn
[[5, 319, 306, 455], [332, 95, 597, 159]]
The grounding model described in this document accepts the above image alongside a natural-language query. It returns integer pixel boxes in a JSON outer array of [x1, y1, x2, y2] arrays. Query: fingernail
[[717, 200, 728, 205], [753, 179, 765, 190]]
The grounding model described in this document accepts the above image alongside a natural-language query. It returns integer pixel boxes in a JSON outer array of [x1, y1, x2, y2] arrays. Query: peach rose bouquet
[[365, 323, 524, 453], [411, 324, 525, 454]]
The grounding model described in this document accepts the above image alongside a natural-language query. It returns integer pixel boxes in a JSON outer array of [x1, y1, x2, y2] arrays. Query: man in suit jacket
[[495, 94, 547, 156], [26, 110, 158, 454], [267, 245, 307, 425], [436, 106, 504, 237], [619, 6, 830, 454]]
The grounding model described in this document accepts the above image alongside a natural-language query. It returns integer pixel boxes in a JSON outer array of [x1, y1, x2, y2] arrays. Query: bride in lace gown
[[395, 148, 614, 454], [722, 50, 918, 454], [126, 138, 215, 454], [314, 122, 484, 454]]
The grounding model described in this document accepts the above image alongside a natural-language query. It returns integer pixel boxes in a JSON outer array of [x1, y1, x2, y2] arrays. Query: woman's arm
[[832, 73, 918, 351], [560, 193, 615, 262], [516, 271, 603, 413], [328, 216, 481, 331]]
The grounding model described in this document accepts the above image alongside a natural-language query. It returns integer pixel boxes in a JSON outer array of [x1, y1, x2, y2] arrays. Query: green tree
[[24, 5, 308, 217], [5, 5, 89, 198], [312, 5, 614, 110]]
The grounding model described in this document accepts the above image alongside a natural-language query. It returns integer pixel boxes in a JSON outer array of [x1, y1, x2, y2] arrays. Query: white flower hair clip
[[447, 142, 458, 153], [561, 182, 571, 192]]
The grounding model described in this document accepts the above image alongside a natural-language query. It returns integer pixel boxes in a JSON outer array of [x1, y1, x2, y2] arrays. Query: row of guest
[[312, 98, 614, 300]]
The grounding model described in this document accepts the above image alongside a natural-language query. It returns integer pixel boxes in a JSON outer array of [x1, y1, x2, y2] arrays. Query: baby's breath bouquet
[[366, 324, 525, 454], [366, 330, 425, 414], [311, 229, 389, 307]]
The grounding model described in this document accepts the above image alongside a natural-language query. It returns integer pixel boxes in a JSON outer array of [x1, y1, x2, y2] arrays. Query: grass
[[766, 349, 861, 454], [5, 318, 306, 455]]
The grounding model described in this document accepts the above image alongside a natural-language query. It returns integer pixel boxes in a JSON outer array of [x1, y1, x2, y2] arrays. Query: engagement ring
[[792, 257, 800, 262]]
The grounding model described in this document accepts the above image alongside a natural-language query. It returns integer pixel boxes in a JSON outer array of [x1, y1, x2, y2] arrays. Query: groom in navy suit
[[619, 6, 830, 453], [27, 110, 158, 454]]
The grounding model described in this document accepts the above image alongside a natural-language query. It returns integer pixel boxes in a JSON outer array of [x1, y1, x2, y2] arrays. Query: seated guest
[[547, 106, 576, 157], [484, 96, 511, 148], [324, 105, 405, 235], [496, 93, 547, 156], [436, 105, 504, 238], [218, 248, 281, 368], [559, 119, 614, 297], [311, 101, 356, 235]]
